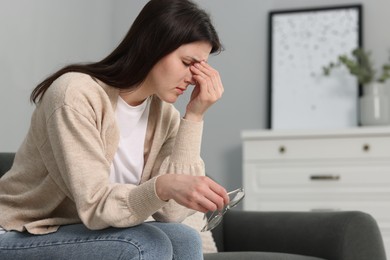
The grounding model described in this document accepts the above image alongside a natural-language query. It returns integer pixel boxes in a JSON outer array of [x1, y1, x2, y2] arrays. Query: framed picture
[[268, 5, 362, 130]]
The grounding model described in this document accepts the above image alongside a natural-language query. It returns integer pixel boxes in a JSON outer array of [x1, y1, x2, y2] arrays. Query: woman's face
[[146, 41, 212, 103]]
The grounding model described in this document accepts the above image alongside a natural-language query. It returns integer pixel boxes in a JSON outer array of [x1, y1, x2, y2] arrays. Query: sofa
[[0, 152, 387, 260]]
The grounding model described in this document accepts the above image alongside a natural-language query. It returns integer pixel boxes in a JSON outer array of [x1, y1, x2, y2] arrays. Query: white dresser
[[241, 127, 390, 255]]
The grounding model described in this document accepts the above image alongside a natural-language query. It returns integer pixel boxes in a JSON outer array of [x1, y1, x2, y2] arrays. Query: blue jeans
[[0, 222, 203, 260]]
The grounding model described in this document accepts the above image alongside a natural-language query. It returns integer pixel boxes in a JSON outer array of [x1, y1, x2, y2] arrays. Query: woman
[[0, 0, 228, 259]]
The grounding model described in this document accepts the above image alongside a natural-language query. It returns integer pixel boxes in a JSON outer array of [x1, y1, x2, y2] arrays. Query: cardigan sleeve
[[152, 118, 206, 223]]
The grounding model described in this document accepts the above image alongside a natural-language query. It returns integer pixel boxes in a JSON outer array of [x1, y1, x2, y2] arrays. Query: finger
[[173, 191, 211, 213], [181, 189, 218, 213], [191, 179, 225, 212], [206, 178, 229, 205], [190, 68, 216, 93], [196, 62, 219, 81], [197, 205, 210, 213], [193, 74, 211, 91], [196, 195, 220, 212], [191, 73, 207, 87], [195, 62, 224, 95], [196, 61, 215, 75], [192, 63, 215, 85], [204, 190, 225, 211], [190, 66, 207, 88], [214, 190, 229, 207], [190, 64, 207, 79], [192, 75, 217, 98], [189, 202, 210, 213]]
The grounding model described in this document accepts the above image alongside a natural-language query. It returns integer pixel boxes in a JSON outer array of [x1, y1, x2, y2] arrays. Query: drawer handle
[[310, 174, 340, 181], [278, 146, 286, 154], [363, 144, 370, 152]]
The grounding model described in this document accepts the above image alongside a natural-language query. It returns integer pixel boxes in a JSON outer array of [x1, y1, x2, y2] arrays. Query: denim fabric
[[0, 222, 203, 260]]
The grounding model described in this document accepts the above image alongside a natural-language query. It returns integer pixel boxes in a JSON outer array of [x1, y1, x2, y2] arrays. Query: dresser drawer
[[245, 164, 390, 190], [242, 128, 390, 257], [243, 136, 390, 161]]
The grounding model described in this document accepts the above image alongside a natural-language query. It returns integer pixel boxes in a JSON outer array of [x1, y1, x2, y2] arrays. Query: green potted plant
[[323, 48, 390, 85], [323, 48, 390, 126]]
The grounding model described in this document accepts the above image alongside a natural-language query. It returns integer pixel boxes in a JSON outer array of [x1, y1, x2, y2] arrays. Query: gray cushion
[[0, 153, 14, 177], [205, 252, 326, 260]]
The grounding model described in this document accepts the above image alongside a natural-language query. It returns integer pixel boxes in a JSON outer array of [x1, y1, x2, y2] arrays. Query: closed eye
[[182, 61, 191, 67]]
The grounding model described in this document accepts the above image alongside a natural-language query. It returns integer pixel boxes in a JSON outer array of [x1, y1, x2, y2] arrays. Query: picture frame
[[268, 5, 363, 130]]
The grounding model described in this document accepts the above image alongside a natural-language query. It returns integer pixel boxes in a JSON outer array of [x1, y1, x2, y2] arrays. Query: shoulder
[[45, 72, 107, 104], [41, 72, 115, 117]]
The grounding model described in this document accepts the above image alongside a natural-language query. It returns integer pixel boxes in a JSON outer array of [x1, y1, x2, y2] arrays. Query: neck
[[119, 83, 152, 106]]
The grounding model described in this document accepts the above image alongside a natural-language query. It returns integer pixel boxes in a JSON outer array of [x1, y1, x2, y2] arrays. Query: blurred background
[[1, 0, 389, 191]]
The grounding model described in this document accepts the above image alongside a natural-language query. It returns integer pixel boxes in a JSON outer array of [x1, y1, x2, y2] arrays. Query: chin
[[159, 95, 179, 104]]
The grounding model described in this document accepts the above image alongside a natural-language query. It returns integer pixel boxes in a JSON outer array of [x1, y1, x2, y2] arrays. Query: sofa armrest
[[0, 152, 15, 177], [221, 210, 386, 260]]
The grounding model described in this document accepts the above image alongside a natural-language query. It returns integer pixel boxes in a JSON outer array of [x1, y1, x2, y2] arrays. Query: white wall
[[177, 0, 390, 190], [0, 0, 113, 150], [178, 0, 390, 190], [1, 0, 390, 191]]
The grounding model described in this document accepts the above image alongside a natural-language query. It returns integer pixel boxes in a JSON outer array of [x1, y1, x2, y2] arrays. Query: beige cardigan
[[0, 72, 205, 234]]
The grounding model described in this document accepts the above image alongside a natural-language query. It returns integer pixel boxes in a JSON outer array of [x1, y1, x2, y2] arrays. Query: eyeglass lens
[[201, 188, 245, 232]]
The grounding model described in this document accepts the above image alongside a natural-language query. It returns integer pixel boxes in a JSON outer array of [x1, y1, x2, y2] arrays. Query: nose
[[186, 78, 196, 86], [185, 69, 195, 85]]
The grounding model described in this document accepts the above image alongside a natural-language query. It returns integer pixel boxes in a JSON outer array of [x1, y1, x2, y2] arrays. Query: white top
[[0, 227, 5, 234], [109, 96, 150, 185]]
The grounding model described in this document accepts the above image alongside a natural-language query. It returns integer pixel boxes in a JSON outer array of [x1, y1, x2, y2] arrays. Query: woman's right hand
[[155, 174, 229, 213], [184, 61, 224, 122]]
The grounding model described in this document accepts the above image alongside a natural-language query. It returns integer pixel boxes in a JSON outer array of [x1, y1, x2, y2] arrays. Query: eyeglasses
[[201, 188, 245, 232]]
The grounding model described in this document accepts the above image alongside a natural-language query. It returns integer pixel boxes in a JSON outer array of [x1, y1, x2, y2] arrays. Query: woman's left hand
[[184, 61, 224, 122]]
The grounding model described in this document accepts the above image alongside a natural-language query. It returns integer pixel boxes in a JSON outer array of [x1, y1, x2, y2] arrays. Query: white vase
[[359, 82, 390, 126]]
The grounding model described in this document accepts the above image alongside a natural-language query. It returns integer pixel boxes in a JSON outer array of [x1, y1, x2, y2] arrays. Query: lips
[[176, 87, 186, 95]]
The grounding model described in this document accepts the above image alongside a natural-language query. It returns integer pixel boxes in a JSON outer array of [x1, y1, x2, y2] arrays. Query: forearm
[[169, 118, 204, 164]]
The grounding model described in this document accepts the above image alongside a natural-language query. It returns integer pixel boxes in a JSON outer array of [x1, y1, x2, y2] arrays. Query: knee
[[174, 224, 202, 250], [132, 225, 173, 259]]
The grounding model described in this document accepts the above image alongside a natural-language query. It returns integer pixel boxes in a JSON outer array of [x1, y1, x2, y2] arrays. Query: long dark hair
[[30, 0, 222, 104]]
